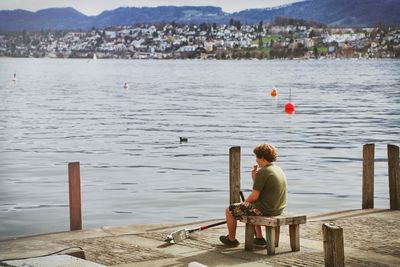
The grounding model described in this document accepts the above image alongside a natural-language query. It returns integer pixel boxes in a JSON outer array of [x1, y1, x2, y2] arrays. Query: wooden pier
[[0, 144, 399, 267]]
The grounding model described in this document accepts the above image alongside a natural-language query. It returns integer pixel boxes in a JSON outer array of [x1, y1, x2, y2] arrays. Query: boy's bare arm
[[244, 190, 260, 206]]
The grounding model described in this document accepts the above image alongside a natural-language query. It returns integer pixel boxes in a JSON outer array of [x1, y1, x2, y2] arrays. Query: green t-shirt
[[253, 163, 287, 216]]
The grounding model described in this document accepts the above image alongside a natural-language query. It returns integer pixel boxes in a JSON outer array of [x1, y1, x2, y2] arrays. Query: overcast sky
[[0, 0, 303, 15]]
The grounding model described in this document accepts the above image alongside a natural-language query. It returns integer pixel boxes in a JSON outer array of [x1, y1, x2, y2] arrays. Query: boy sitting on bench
[[220, 143, 288, 247]]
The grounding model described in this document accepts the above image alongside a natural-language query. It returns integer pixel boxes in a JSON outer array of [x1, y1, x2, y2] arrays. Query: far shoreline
[[1, 56, 399, 60]]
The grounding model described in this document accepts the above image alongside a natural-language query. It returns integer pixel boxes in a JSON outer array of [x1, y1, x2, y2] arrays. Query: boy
[[220, 143, 287, 246]]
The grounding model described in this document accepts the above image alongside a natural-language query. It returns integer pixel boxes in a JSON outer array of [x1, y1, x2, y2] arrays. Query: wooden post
[[289, 224, 300, 251], [244, 223, 255, 251], [229, 146, 241, 204], [388, 144, 400, 210], [68, 162, 82, 231], [265, 226, 276, 255], [362, 144, 375, 209], [322, 222, 345, 267], [275, 226, 280, 247]]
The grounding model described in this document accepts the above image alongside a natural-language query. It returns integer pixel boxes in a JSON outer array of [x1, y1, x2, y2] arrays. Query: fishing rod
[[165, 191, 246, 244]]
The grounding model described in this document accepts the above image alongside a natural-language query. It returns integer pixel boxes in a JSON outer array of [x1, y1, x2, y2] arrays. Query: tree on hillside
[[313, 45, 318, 58], [309, 29, 318, 38], [200, 22, 209, 32], [229, 19, 241, 30], [235, 20, 241, 30], [258, 21, 263, 33]]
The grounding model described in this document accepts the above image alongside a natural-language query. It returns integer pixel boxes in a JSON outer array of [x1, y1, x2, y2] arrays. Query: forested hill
[[1, 0, 399, 31], [232, 0, 400, 27]]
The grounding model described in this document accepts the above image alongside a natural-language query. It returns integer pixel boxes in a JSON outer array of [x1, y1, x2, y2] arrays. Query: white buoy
[[123, 82, 129, 89], [12, 73, 17, 82]]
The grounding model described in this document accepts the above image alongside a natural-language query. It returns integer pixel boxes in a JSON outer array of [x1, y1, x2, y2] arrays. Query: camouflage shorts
[[229, 202, 263, 219]]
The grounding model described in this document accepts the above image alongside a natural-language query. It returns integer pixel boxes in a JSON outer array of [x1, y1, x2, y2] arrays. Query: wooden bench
[[240, 215, 307, 255]]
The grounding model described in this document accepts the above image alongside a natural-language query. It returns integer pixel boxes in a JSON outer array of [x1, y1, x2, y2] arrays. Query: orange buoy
[[270, 88, 278, 97], [285, 102, 295, 114]]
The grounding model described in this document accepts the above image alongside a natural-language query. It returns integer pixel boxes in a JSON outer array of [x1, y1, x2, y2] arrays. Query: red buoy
[[271, 88, 278, 97], [284, 88, 295, 114], [285, 102, 295, 114]]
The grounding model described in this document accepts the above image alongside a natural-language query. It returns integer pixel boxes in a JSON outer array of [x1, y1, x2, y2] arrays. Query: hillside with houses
[[1, 21, 399, 59]]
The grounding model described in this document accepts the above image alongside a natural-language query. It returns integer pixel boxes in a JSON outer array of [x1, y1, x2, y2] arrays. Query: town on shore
[[1, 18, 400, 60]]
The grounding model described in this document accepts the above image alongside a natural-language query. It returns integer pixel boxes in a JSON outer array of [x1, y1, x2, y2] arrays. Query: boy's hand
[[251, 164, 258, 180]]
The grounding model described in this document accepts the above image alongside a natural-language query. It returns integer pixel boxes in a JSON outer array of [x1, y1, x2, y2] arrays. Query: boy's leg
[[255, 225, 263, 238], [224, 202, 263, 241], [225, 207, 237, 240]]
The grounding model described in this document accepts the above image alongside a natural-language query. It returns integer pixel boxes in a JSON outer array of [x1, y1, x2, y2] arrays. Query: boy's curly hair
[[253, 144, 278, 162]]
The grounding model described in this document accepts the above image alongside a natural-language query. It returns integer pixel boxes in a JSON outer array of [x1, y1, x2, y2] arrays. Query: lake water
[[0, 58, 399, 239]]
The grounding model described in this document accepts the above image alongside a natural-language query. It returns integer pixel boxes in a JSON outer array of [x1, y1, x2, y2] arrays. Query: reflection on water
[[0, 58, 399, 239]]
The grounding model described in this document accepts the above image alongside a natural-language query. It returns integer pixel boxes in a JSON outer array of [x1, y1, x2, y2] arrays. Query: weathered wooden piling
[[388, 144, 400, 210], [229, 146, 241, 204], [68, 162, 82, 231], [362, 144, 375, 209], [323, 222, 345, 267]]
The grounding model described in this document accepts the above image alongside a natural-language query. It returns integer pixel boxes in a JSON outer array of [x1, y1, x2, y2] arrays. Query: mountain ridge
[[1, 0, 399, 31]]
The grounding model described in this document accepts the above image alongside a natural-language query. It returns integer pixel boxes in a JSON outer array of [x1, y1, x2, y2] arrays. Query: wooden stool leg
[[245, 223, 255, 251], [265, 226, 276, 255], [275, 226, 280, 247], [289, 224, 300, 251]]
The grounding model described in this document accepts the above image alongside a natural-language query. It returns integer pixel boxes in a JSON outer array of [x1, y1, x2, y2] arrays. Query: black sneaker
[[219, 235, 240, 247], [254, 237, 267, 246]]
